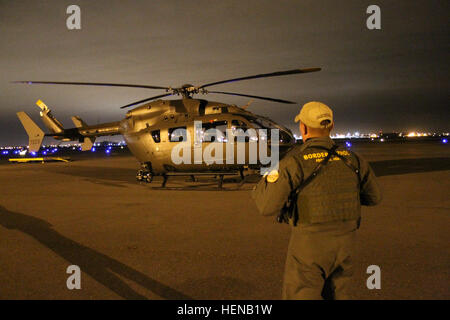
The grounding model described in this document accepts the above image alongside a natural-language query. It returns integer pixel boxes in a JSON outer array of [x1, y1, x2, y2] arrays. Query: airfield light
[[380, 138, 385, 142], [345, 141, 352, 148], [442, 138, 448, 144], [42, 151, 47, 155], [30, 152, 37, 156], [91, 147, 96, 152], [105, 149, 111, 154]]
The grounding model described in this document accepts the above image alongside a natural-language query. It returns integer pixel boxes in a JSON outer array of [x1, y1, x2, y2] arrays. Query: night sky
[[0, 0, 448, 146]]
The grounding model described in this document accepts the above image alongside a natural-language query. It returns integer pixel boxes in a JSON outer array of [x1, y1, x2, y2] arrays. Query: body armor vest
[[295, 145, 361, 224]]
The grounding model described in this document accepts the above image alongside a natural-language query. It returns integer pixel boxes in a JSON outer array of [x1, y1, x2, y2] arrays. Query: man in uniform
[[252, 101, 381, 300]]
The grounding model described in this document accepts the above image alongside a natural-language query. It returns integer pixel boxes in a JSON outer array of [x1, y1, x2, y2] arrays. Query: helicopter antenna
[[241, 99, 253, 110]]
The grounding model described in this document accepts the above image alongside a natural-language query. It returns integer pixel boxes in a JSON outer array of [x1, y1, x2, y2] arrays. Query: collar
[[304, 136, 334, 145]]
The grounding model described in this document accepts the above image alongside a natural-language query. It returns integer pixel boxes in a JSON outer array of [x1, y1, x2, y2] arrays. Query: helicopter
[[15, 67, 321, 187]]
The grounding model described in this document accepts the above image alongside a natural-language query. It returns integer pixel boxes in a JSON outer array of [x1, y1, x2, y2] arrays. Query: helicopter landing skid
[[160, 172, 241, 189]]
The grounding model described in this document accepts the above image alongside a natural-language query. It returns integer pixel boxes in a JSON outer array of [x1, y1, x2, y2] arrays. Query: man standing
[[252, 101, 381, 300]]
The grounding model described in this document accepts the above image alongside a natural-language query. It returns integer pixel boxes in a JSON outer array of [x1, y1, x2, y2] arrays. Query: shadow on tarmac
[[0, 205, 192, 300]]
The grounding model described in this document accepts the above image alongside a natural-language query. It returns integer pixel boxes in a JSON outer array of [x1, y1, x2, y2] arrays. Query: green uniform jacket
[[251, 136, 381, 224]]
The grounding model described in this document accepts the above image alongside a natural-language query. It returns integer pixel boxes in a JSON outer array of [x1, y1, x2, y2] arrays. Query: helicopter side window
[[231, 119, 248, 130], [151, 130, 161, 143], [169, 126, 187, 142], [201, 120, 227, 142], [231, 119, 253, 142]]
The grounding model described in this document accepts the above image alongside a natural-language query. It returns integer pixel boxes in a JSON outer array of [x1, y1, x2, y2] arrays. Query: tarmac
[[0, 140, 449, 299]]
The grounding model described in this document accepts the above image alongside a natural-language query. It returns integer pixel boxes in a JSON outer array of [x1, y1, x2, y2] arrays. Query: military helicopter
[[15, 67, 321, 187]]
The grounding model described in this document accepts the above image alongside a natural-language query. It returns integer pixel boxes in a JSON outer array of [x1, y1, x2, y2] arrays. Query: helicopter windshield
[[242, 116, 293, 144]]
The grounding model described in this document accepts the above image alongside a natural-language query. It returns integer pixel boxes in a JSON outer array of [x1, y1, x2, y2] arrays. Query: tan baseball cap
[[294, 101, 333, 128]]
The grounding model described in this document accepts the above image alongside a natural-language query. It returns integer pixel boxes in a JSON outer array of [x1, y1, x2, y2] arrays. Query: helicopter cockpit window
[[151, 130, 161, 143], [169, 126, 188, 142], [245, 117, 281, 142], [231, 119, 251, 142], [231, 119, 248, 130], [279, 130, 293, 144], [201, 120, 227, 142]]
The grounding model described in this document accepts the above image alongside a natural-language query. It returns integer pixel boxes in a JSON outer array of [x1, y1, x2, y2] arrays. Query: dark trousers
[[282, 220, 357, 300]]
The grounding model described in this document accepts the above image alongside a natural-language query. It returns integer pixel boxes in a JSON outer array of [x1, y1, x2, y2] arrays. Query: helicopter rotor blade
[[206, 91, 297, 104], [120, 93, 174, 109], [199, 67, 321, 89], [13, 81, 170, 90]]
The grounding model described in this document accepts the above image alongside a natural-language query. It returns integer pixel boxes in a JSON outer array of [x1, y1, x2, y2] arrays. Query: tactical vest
[[295, 145, 361, 224]]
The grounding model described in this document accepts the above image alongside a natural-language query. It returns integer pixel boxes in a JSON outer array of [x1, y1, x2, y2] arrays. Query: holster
[[277, 192, 299, 226]]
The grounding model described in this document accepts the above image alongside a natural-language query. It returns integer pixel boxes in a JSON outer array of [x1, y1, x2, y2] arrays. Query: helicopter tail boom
[[17, 100, 122, 152]]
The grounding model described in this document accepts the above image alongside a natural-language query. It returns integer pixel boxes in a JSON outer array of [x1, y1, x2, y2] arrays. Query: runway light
[[442, 138, 448, 144], [91, 147, 96, 152], [345, 141, 352, 148], [30, 152, 37, 156], [105, 149, 111, 154], [2, 151, 9, 155]]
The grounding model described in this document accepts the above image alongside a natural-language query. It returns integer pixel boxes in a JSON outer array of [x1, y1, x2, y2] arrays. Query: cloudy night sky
[[0, 0, 448, 146]]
